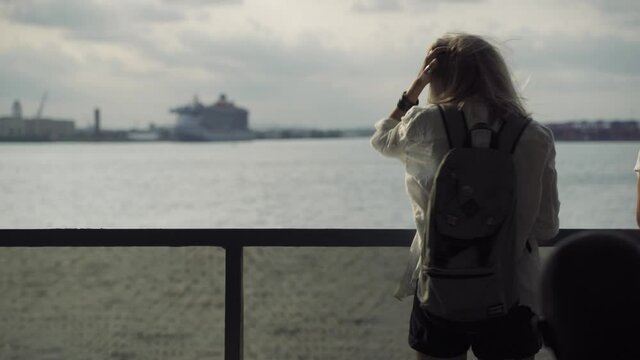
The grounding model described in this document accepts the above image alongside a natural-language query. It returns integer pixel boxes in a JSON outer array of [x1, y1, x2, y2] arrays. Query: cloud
[[351, 0, 485, 12], [178, 31, 354, 78], [508, 34, 640, 77], [352, 0, 401, 12], [2, 0, 640, 126], [161, 0, 241, 4], [0, 0, 192, 41], [581, 0, 640, 13], [0, 44, 86, 118], [130, 2, 186, 23], [2, 0, 113, 34], [564, 0, 640, 40]]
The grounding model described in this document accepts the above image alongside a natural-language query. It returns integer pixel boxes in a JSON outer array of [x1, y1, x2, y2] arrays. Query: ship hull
[[174, 114, 254, 141], [173, 129, 255, 141]]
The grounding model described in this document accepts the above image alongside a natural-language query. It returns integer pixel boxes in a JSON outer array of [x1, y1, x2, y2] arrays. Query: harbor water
[[0, 139, 638, 359], [1, 139, 637, 229]]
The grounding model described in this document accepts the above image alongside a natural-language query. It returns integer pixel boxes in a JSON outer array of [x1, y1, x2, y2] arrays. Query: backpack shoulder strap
[[437, 104, 468, 149], [496, 113, 532, 154]]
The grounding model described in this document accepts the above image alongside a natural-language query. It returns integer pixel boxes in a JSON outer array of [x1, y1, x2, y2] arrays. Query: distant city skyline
[[1, 0, 639, 129]]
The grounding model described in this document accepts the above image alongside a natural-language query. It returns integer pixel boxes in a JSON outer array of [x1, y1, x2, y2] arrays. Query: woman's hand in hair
[[405, 46, 446, 104], [388, 46, 445, 121], [416, 46, 445, 87]]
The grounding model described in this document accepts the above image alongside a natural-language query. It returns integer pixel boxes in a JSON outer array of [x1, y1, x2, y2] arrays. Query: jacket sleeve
[[370, 107, 423, 162], [533, 132, 560, 243]]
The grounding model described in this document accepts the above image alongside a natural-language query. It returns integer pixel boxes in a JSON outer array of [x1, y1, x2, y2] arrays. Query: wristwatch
[[397, 91, 419, 112]]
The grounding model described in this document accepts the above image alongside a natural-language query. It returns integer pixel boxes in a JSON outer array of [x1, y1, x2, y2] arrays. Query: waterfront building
[[0, 117, 75, 140], [0, 100, 75, 140]]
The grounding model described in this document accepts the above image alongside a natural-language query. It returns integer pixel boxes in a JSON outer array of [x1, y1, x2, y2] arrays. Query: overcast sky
[[0, 0, 639, 129]]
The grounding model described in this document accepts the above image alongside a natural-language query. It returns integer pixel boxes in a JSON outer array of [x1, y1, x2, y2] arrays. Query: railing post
[[225, 244, 243, 360]]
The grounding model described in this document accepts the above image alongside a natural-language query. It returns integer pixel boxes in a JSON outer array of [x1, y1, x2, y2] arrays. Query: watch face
[[398, 93, 417, 111], [397, 98, 410, 111]]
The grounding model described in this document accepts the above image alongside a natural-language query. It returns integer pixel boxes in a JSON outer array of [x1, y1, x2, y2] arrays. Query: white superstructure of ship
[[170, 94, 254, 141]]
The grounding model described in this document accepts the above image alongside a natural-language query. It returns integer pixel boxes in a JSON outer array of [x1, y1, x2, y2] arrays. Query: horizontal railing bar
[[0, 228, 638, 247]]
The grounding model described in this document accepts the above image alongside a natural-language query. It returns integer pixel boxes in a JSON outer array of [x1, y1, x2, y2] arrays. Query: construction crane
[[35, 91, 47, 119]]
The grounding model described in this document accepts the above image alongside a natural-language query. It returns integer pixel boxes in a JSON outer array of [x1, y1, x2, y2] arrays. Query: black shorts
[[409, 295, 542, 359]]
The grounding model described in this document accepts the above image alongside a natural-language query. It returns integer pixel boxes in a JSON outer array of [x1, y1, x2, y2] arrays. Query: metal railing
[[1, 228, 638, 360]]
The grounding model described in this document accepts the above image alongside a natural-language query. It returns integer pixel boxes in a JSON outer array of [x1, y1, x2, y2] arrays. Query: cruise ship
[[170, 94, 254, 141]]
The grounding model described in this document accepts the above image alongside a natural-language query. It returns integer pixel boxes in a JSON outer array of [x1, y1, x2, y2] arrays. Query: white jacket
[[371, 101, 560, 313]]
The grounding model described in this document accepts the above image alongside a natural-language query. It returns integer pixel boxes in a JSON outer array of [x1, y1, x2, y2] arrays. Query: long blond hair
[[426, 33, 528, 119]]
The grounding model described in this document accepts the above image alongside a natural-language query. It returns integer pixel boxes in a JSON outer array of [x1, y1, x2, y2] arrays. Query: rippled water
[[1, 139, 638, 229]]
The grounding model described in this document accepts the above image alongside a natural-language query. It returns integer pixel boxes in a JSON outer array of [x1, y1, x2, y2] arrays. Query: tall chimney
[[11, 100, 22, 120], [94, 107, 101, 138]]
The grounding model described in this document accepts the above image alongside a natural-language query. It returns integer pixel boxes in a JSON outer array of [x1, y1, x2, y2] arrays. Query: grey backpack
[[421, 104, 531, 323]]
